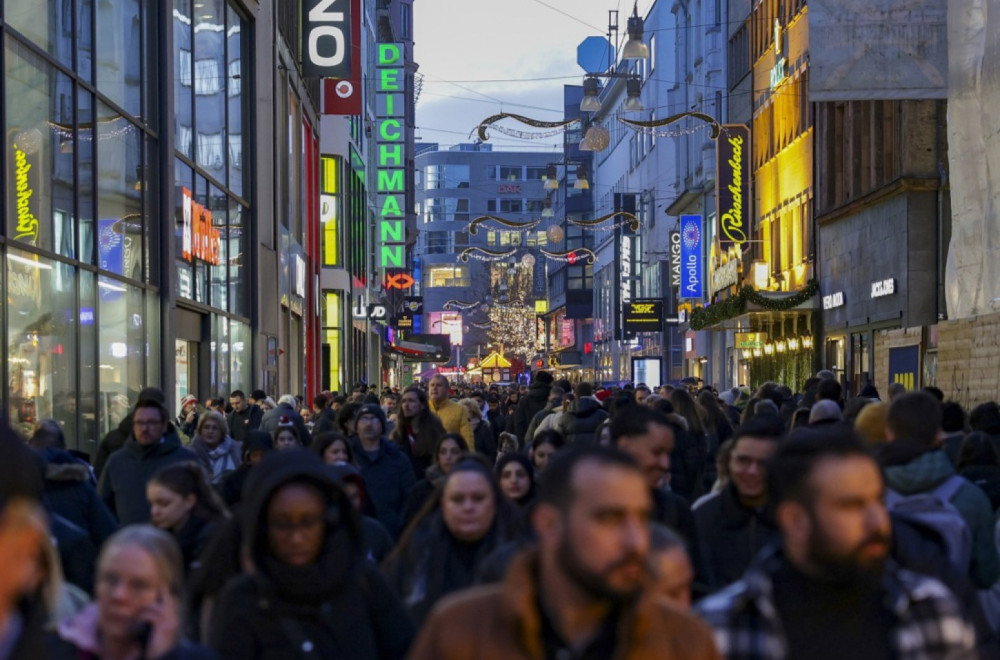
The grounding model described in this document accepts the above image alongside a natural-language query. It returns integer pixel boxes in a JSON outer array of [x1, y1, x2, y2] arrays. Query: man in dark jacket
[[485, 393, 507, 446], [311, 393, 338, 436], [692, 415, 783, 591], [260, 394, 312, 444], [207, 449, 415, 659], [510, 370, 553, 442], [94, 386, 169, 477], [98, 399, 198, 525], [227, 389, 263, 442], [350, 404, 416, 538], [558, 382, 609, 444]]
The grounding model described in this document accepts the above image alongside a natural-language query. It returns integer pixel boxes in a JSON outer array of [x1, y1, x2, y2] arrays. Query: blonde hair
[[196, 410, 229, 438], [98, 526, 185, 604], [855, 401, 889, 447], [458, 398, 483, 422]]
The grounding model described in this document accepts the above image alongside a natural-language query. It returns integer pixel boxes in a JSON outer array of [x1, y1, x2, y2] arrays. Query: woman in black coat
[[207, 449, 414, 660]]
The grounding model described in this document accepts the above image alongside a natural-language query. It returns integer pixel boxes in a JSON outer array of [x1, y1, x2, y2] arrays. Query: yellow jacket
[[428, 398, 473, 447]]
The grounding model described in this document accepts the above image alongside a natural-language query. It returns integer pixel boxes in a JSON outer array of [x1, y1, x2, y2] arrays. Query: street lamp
[[621, 4, 650, 60]]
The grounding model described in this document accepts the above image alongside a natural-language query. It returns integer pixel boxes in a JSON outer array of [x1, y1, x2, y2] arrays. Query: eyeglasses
[[134, 420, 165, 428]]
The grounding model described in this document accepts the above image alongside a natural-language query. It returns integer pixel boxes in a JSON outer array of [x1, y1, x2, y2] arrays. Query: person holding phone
[[48, 525, 216, 660]]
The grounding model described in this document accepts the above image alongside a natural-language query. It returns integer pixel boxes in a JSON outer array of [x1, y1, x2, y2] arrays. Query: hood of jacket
[[565, 396, 604, 418], [884, 449, 955, 495], [39, 448, 92, 482], [241, 449, 363, 586], [524, 381, 551, 403]]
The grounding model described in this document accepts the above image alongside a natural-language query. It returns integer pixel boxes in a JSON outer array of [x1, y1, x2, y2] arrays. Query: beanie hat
[[808, 399, 843, 425], [277, 415, 295, 428], [355, 403, 388, 431], [181, 394, 198, 410], [242, 430, 274, 462]]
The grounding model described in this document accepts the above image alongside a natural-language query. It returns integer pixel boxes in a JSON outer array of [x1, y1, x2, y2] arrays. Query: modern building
[[3, 0, 320, 449], [412, 143, 557, 381]]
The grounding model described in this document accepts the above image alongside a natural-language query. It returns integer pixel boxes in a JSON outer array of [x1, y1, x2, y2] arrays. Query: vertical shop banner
[[669, 230, 681, 288], [375, 43, 406, 269], [717, 124, 750, 249], [888, 345, 920, 391], [320, 0, 363, 114], [679, 215, 704, 299], [303, 0, 353, 77]]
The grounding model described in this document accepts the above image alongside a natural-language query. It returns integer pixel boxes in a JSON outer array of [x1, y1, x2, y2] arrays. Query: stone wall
[[876, 313, 1000, 408]]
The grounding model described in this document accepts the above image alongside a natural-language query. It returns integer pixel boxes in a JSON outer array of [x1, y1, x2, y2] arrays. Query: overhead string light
[[458, 246, 519, 262], [473, 113, 580, 142], [567, 211, 642, 232], [539, 248, 597, 265], [442, 299, 482, 311], [467, 215, 542, 234]]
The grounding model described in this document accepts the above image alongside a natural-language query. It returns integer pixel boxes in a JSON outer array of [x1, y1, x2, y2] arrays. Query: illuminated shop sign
[[717, 124, 750, 248], [302, 0, 352, 77], [384, 272, 415, 290], [12, 140, 40, 244], [679, 215, 704, 299], [669, 231, 681, 288], [375, 43, 406, 269], [623, 299, 664, 333], [710, 255, 741, 297], [181, 187, 221, 265], [871, 278, 896, 299], [823, 291, 845, 309], [498, 184, 522, 193]]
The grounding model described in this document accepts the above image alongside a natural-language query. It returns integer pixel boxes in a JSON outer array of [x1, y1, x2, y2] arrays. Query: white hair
[[278, 394, 297, 407]]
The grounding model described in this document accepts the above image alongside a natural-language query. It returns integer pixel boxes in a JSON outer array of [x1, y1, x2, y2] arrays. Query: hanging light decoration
[[467, 215, 542, 235], [541, 198, 555, 218], [543, 164, 559, 190], [458, 246, 519, 262], [442, 299, 482, 311], [540, 248, 597, 265], [580, 76, 602, 112], [567, 211, 641, 232], [574, 165, 590, 190], [546, 224, 565, 243], [580, 124, 610, 152], [521, 253, 536, 267], [623, 76, 644, 112], [621, 3, 650, 60], [474, 112, 579, 142]]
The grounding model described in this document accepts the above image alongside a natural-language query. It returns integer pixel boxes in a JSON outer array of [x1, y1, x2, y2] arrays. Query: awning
[[476, 351, 511, 369]]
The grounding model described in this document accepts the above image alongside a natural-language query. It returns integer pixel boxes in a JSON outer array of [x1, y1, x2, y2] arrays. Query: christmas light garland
[[567, 211, 641, 232], [458, 246, 519, 262], [689, 279, 820, 330], [539, 248, 597, 265], [467, 215, 542, 235], [618, 111, 722, 140], [442, 299, 481, 311], [474, 113, 579, 142]]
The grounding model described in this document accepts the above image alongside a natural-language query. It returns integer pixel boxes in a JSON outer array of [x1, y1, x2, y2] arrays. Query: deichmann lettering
[[375, 43, 406, 269], [181, 187, 221, 265], [14, 145, 40, 244]]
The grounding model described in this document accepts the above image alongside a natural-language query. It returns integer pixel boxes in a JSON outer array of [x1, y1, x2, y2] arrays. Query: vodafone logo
[[335, 81, 354, 98]]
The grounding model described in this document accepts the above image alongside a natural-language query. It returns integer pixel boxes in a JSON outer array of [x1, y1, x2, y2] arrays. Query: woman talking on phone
[[48, 525, 216, 660]]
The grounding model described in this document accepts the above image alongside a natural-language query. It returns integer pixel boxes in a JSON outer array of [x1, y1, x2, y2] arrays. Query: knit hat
[[277, 415, 295, 428], [180, 394, 198, 410], [354, 403, 387, 431], [242, 430, 274, 462], [809, 399, 843, 425]]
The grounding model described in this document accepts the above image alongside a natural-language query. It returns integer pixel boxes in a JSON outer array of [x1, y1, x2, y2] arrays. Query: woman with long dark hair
[[147, 461, 229, 577], [402, 433, 469, 527], [668, 388, 710, 500], [391, 386, 447, 475], [383, 456, 521, 624], [495, 452, 535, 510]]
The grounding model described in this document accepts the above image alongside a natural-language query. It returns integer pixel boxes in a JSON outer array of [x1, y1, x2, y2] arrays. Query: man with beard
[[410, 446, 720, 659], [698, 427, 976, 659]]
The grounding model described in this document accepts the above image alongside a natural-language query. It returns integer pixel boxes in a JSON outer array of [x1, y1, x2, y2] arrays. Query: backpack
[[885, 474, 973, 573]]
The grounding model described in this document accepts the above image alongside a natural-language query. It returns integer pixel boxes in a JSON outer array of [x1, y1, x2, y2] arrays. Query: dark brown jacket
[[409, 549, 722, 660]]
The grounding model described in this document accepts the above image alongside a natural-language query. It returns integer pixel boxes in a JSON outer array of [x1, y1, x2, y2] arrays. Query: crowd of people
[[3, 369, 1000, 658]]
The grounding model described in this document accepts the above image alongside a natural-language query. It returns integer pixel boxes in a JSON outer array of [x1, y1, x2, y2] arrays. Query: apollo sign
[[679, 215, 704, 299], [303, 0, 352, 77]]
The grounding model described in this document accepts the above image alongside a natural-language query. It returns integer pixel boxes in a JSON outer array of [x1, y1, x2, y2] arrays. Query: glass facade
[[2, 0, 251, 448]]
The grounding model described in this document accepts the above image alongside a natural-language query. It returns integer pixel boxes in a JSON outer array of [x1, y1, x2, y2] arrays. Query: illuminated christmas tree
[[486, 262, 537, 359]]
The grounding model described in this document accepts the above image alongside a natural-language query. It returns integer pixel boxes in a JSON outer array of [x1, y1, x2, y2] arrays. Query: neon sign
[[181, 187, 221, 265], [13, 144, 40, 244], [375, 43, 406, 269]]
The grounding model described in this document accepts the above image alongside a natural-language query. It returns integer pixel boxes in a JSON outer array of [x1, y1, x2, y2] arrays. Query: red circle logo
[[335, 81, 354, 99]]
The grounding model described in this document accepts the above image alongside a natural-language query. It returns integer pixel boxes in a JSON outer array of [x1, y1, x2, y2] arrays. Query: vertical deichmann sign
[[680, 215, 704, 299], [717, 124, 750, 249], [303, 0, 352, 78], [375, 44, 406, 269]]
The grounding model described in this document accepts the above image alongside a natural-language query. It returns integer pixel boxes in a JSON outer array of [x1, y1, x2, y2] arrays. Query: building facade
[[3, 0, 320, 448]]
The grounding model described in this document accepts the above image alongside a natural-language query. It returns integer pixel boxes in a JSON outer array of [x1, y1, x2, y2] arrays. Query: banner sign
[[669, 230, 681, 288], [303, 0, 353, 78], [717, 124, 750, 248], [679, 215, 704, 299], [320, 0, 362, 114], [375, 43, 406, 269], [181, 187, 221, 265], [623, 299, 664, 333], [888, 345, 919, 391]]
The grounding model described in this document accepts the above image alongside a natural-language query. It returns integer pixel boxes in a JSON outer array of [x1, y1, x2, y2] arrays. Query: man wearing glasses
[[692, 415, 785, 592], [98, 396, 198, 526]]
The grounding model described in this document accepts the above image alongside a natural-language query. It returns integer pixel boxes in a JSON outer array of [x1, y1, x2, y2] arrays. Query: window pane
[[194, 0, 227, 183], [96, 102, 143, 281], [175, 159, 195, 299], [80, 271, 99, 451], [98, 276, 144, 417], [96, 0, 143, 116], [5, 248, 77, 442], [4, 41, 76, 258], [79, 91, 96, 264], [4, 0, 74, 69], [174, 0, 193, 158], [227, 3, 245, 197], [230, 319, 250, 392]]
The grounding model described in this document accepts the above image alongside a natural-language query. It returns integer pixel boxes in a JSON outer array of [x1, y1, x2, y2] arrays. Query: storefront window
[[5, 247, 78, 440], [98, 275, 145, 430], [227, 2, 244, 198], [95, 0, 145, 118], [228, 198, 248, 316], [229, 320, 250, 393], [4, 40, 76, 259], [323, 293, 344, 392], [80, 271, 98, 452], [96, 101, 143, 282], [194, 0, 227, 183], [79, 90, 97, 265]]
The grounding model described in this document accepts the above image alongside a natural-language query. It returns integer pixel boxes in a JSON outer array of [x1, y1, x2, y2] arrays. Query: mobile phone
[[131, 621, 153, 650]]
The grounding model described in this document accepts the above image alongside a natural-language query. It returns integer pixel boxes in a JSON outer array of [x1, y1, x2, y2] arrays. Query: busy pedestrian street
[[4, 0, 1000, 657]]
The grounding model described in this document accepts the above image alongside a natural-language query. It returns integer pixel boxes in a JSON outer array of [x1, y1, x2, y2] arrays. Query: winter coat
[[207, 450, 414, 660], [173, 514, 221, 577], [427, 399, 473, 447], [959, 464, 1000, 511], [410, 549, 722, 660], [557, 397, 608, 444], [94, 414, 133, 479], [97, 429, 198, 526], [669, 428, 708, 501], [472, 420, 497, 463], [401, 465, 445, 529], [189, 435, 242, 485], [350, 436, 416, 538], [692, 483, 780, 592], [390, 415, 446, 477], [311, 407, 338, 436], [524, 405, 557, 446], [510, 382, 551, 442], [226, 404, 263, 442], [260, 403, 312, 445], [884, 449, 1000, 588], [40, 448, 117, 552]]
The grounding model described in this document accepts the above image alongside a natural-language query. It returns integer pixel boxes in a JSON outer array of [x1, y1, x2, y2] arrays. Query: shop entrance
[[175, 339, 199, 415]]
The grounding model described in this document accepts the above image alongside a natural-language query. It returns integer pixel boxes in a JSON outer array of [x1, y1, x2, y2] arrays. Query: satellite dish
[[577, 36, 613, 74]]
